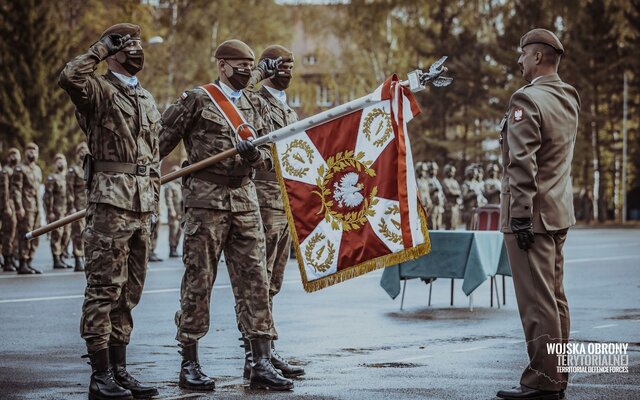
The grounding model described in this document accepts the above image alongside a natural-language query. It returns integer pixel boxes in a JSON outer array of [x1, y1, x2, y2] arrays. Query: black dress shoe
[[496, 385, 560, 400]]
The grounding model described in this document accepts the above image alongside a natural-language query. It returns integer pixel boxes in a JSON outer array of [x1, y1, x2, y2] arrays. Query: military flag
[[274, 75, 431, 292]]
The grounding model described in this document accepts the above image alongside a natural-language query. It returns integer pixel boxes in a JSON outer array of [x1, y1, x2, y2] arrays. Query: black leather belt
[[253, 171, 277, 182], [192, 170, 251, 188], [94, 161, 152, 176]]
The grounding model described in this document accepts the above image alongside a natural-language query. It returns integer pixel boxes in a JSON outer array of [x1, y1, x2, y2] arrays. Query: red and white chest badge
[[513, 107, 524, 122]]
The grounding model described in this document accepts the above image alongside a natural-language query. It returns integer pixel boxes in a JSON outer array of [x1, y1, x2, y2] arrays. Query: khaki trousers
[[504, 230, 570, 391]]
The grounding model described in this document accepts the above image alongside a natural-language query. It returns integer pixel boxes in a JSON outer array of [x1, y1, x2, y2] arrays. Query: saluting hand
[[99, 33, 131, 58], [257, 56, 283, 79]]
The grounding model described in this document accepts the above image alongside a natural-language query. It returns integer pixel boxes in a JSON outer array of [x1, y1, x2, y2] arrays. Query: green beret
[[101, 23, 141, 40], [25, 142, 38, 151], [520, 28, 564, 54], [260, 45, 294, 63], [214, 39, 254, 60]]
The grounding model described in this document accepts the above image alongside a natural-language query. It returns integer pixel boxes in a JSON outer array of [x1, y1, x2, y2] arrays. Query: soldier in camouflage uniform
[[415, 162, 433, 220], [59, 23, 160, 400], [11, 142, 43, 275], [159, 39, 293, 391], [442, 163, 462, 230], [461, 165, 487, 229], [237, 44, 306, 380], [67, 142, 89, 272], [1, 148, 21, 271], [425, 161, 445, 230], [483, 163, 502, 205], [43, 153, 72, 269], [164, 165, 183, 258]]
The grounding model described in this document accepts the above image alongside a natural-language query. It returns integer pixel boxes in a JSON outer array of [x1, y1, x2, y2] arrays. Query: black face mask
[[26, 154, 36, 163], [57, 164, 65, 172], [116, 49, 145, 76], [270, 71, 292, 91], [224, 62, 251, 90], [9, 158, 17, 166]]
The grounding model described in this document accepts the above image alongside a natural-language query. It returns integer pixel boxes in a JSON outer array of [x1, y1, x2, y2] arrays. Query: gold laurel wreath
[[378, 204, 403, 244], [363, 108, 393, 148], [282, 139, 314, 178], [304, 232, 336, 273], [312, 150, 378, 232]]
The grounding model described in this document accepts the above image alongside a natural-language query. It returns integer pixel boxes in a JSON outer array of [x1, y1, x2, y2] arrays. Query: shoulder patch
[[512, 107, 524, 122]]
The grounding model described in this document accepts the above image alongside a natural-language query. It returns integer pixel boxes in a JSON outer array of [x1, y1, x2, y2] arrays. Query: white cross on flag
[[274, 75, 431, 292]]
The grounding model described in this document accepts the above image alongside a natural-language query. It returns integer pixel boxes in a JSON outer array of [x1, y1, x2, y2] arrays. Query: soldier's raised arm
[[58, 32, 130, 113]]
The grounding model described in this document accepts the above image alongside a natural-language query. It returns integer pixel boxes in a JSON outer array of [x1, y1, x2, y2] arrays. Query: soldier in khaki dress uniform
[[1, 148, 20, 271], [67, 142, 89, 272], [43, 153, 72, 269], [496, 29, 580, 400], [159, 39, 293, 391], [11, 142, 42, 275], [60, 23, 160, 400]]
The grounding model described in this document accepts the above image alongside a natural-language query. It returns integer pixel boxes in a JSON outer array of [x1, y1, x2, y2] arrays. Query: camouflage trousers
[[70, 217, 85, 257], [176, 207, 274, 345], [235, 208, 290, 340], [428, 205, 444, 230], [168, 215, 182, 249], [81, 203, 152, 353], [1, 210, 17, 256], [49, 214, 71, 257], [17, 211, 40, 261]]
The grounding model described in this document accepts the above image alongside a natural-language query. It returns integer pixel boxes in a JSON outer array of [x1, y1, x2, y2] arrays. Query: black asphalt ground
[[0, 228, 638, 400]]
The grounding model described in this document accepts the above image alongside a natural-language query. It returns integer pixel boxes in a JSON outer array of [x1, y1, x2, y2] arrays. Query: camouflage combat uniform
[[461, 174, 487, 229], [415, 165, 433, 223], [159, 82, 274, 345], [11, 161, 42, 263], [1, 164, 17, 261], [59, 40, 161, 353], [164, 179, 183, 252], [426, 172, 445, 230], [483, 175, 501, 205], [43, 170, 70, 258], [67, 162, 86, 257], [442, 175, 462, 230], [252, 85, 297, 340]]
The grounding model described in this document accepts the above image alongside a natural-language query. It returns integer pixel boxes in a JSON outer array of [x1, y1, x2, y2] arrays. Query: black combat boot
[[169, 247, 180, 258], [86, 348, 133, 400], [271, 342, 305, 378], [27, 259, 42, 274], [242, 338, 252, 379], [109, 345, 158, 399], [148, 253, 162, 262], [53, 255, 67, 269], [75, 256, 85, 272], [2, 255, 16, 272], [178, 342, 215, 391], [249, 339, 294, 390], [17, 259, 37, 275]]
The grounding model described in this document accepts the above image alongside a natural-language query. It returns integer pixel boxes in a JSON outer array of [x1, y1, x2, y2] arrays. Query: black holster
[[83, 154, 95, 189]]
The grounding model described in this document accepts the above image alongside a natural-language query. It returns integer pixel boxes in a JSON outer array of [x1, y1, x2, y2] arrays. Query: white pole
[[622, 71, 628, 224]]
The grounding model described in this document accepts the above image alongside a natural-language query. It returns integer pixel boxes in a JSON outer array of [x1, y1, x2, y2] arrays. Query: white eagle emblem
[[333, 172, 364, 208], [513, 107, 523, 122]]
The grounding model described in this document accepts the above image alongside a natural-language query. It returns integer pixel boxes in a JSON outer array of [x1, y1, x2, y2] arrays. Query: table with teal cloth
[[380, 230, 512, 299]]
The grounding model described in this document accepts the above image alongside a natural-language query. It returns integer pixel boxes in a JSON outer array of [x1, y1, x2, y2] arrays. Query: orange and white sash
[[199, 83, 256, 140]]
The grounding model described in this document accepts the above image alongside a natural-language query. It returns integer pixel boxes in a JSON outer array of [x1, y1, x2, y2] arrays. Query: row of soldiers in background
[[0, 143, 185, 274], [0, 142, 88, 274], [416, 161, 501, 230]]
